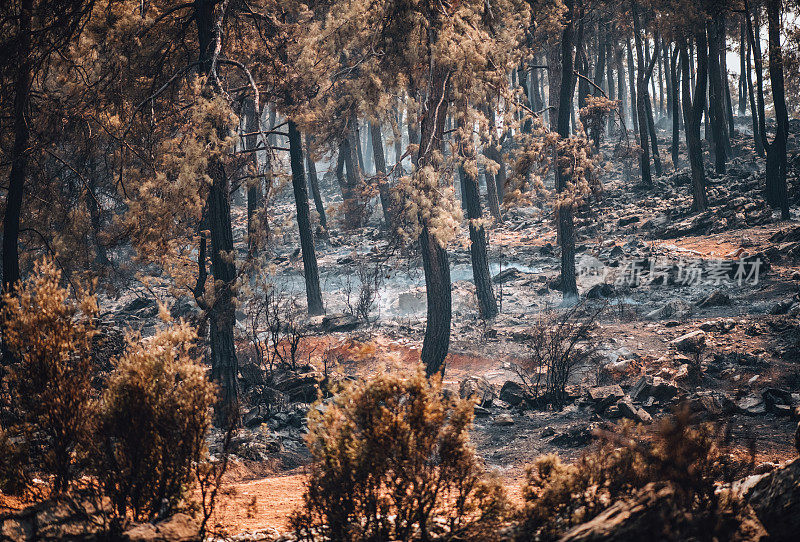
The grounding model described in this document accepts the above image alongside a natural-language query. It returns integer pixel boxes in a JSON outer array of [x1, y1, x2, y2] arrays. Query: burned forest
[[2, 0, 800, 540]]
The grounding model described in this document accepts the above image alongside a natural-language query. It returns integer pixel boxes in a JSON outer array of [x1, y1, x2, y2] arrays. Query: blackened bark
[[765, 0, 789, 219], [632, 8, 652, 185], [2, 0, 33, 296], [341, 119, 364, 228], [244, 98, 262, 254], [745, 31, 763, 155], [457, 114, 498, 319], [369, 121, 394, 228], [482, 104, 503, 222], [418, 63, 452, 377], [707, 18, 728, 173], [644, 90, 663, 176], [626, 38, 639, 133], [670, 47, 680, 169], [745, 3, 765, 156], [680, 34, 708, 211], [289, 121, 324, 315], [304, 134, 327, 230], [739, 21, 747, 116], [196, 0, 239, 425], [556, 0, 578, 299]]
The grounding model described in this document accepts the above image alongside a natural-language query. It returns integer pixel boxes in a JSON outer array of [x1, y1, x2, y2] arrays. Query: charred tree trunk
[[556, 0, 578, 300], [244, 98, 262, 254], [680, 33, 709, 212], [457, 112, 498, 319], [342, 119, 364, 228], [2, 0, 32, 297], [632, 8, 652, 185], [289, 121, 324, 315], [764, 0, 789, 219], [304, 134, 327, 231], [195, 0, 240, 425], [745, 2, 765, 157], [707, 17, 728, 173], [745, 15, 763, 156], [616, 44, 627, 130], [626, 38, 639, 134], [739, 20, 747, 116], [369, 121, 394, 228], [415, 42, 452, 376], [670, 46, 681, 169]]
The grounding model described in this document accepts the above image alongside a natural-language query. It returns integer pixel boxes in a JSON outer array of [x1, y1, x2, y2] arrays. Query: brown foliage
[[518, 410, 739, 541], [291, 369, 509, 541], [95, 322, 216, 522], [0, 259, 98, 495]]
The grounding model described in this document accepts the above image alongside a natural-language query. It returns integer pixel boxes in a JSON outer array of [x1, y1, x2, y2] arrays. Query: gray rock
[[321, 313, 360, 332], [737, 395, 767, 415], [122, 513, 200, 541], [550, 424, 596, 448], [745, 458, 800, 541], [645, 299, 690, 320], [493, 412, 515, 426], [616, 397, 652, 424], [697, 290, 731, 308], [499, 381, 526, 406], [587, 385, 625, 411], [671, 330, 707, 354]]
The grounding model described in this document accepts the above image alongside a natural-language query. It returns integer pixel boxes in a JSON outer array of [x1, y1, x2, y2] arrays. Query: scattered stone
[[738, 395, 767, 416], [499, 381, 526, 406], [745, 458, 800, 541], [762, 388, 794, 416], [321, 313, 360, 332], [697, 290, 731, 308], [541, 427, 556, 438], [587, 385, 625, 411], [0, 499, 108, 542], [616, 397, 653, 424], [645, 299, 690, 320], [122, 513, 200, 542], [550, 424, 596, 448], [561, 482, 767, 542], [671, 330, 706, 354], [629, 376, 681, 404], [473, 405, 490, 417], [585, 283, 615, 299], [493, 412, 515, 426], [270, 371, 320, 403], [754, 462, 778, 475], [459, 376, 495, 406], [243, 404, 268, 428]]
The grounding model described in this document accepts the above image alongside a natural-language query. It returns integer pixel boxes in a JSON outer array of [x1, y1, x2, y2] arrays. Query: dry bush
[[291, 369, 509, 542], [343, 254, 385, 321], [513, 303, 604, 409], [517, 409, 737, 541], [0, 259, 98, 495], [96, 322, 216, 522], [578, 96, 619, 150]]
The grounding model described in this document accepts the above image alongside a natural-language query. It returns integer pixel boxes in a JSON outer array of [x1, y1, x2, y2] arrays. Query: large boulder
[[587, 385, 625, 411], [459, 376, 495, 406], [671, 330, 706, 355], [559, 483, 767, 542], [122, 513, 200, 542], [745, 458, 800, 541], [629, 376, 682, 405], [499, 381, 526, 406], [0, 499, 106, 541], [321, 313, 360, 332]]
